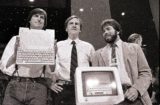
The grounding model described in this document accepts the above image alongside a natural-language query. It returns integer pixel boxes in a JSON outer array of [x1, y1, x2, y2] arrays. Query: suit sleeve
[[88, 44, 95, 66], [91, 51, 99, 66], [132, 45, 152, 96]]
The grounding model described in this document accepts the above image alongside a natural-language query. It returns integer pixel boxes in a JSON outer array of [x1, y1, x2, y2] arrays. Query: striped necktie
[[111, 43, 117, 67], [70, 41, 78, 83]]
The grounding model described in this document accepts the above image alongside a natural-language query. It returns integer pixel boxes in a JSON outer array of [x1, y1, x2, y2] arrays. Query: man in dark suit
[[91, 19, 152, 105]]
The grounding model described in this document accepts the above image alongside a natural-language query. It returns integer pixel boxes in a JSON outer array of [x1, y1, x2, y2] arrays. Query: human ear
[[117, 31, 120, 35]]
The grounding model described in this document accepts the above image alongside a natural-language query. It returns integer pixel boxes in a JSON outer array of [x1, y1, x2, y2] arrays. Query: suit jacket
[[92, 41, 152, 105]]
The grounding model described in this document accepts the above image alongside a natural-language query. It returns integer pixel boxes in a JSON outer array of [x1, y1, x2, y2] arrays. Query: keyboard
[[16, 49, 55, 64]]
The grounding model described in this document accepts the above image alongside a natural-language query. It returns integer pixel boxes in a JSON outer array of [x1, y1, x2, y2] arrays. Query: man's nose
[[104, 30, 109, 34], [73, 23, 76, 26], [72, 23, 76, 27], [37, 16, 41, 21]]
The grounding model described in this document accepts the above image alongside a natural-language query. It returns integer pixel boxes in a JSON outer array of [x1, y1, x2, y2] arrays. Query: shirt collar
[[115, 39, 122, 48], [67, 38, 80, 45]]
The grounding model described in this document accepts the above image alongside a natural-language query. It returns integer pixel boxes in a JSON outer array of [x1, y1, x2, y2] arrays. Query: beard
[[104, 33, 118, 44]]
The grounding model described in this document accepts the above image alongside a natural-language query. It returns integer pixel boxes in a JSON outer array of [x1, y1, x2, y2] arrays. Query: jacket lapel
[[122, 42, 133, 83], [100, 46, 109, 66], [122, 42, 128, 68]]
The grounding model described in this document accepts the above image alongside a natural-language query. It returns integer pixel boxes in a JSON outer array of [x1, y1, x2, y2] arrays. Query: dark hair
[[26, 8, 47, 29], [101, 19, 122, 35], [64, 15, 82, 31], [128, 33, 142, 43]]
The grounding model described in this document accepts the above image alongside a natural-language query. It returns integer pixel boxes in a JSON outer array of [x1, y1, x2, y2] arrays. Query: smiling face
[[66, 18, 81, 40], [102, 25, 118, 44], [29, 13, 45, 29]]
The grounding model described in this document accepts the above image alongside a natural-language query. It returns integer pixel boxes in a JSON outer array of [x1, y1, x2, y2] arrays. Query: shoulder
[[94, 47, 104, 55], [122, 42, 140, 50], [79, 40, 94, 48], [6, 36, 17, 46], [96, 48, 103, 53], [57, 40, 68, 47], [10, 36, 17, 41], [91, 47, 104, 61], [122, 42, 140, 48]]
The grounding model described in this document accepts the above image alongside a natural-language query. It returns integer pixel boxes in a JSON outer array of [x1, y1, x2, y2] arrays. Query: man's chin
[[104, 35, 117, 43], [31, 26, 43, 29], [105, 39, 114, 43], [70, 31, 79, 35]]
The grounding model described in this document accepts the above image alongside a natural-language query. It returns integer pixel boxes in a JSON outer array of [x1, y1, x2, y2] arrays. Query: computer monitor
[[75, 67, 124, 105]]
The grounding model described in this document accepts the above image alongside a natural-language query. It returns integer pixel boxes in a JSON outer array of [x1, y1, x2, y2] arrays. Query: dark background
[[0, 0, 159, 104]]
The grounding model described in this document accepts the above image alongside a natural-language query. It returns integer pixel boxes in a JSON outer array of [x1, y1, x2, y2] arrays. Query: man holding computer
[[91, 19, 152, 105], [0, 8, 53, 105], [50, 15, 95, 105]]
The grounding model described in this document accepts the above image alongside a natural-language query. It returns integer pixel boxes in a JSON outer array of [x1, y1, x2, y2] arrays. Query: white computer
[[75, 67, 124, 105], [16, 27, 55, 65]]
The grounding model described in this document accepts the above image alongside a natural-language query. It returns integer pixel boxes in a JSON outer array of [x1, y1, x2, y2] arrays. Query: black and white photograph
[[0, 0, 159, 105]]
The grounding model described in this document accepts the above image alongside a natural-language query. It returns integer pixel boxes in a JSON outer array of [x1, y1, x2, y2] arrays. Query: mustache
[[71, 28, 77, 30], [103, 33, 118, 36], [103, 33, 112, 37]]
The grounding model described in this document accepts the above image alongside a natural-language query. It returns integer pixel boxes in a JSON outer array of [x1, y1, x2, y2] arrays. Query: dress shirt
[[0, 36, 52, 78], [108, 39, 132, 85], [54, 38, 95, 81]]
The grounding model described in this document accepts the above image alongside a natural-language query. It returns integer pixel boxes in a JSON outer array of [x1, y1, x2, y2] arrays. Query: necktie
[[70, 41, 78, 83], [111, 44, 117, 67]]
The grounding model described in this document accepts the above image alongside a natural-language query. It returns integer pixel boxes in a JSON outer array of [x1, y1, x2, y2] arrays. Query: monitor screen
[[82, 71, 117, 97], [75, 67, 124, 105]]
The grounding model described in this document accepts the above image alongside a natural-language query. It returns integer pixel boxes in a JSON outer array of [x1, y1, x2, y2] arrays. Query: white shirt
[[0, 36, 52, 78], [108, 39, 132, 85], [54, 38, 95, 81]]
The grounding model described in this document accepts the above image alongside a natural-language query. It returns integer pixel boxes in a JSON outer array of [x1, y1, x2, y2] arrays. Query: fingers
[[54, 39, 57, 54], [125, 91, 137, 101], [124, 87, 139, 102], [51, 83, 63, 93]]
